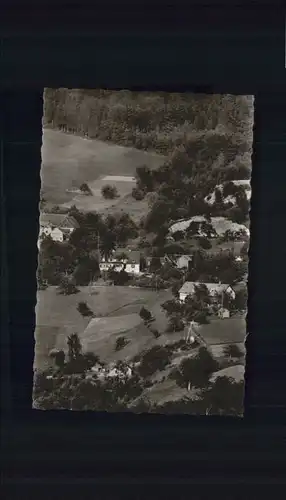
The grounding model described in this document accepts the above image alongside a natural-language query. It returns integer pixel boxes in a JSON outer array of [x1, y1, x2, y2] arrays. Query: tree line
[[43, 89, 253, 156]]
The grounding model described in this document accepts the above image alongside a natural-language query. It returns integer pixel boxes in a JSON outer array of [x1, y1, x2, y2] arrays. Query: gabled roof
[[113, 248, 141, 264], [179, 281, 232, 296], [39, 213, 79, 229]]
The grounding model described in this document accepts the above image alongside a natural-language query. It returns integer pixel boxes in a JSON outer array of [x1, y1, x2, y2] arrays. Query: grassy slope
[[34, 285, 172, 369], [41, 129, 166, 217], [34, 285, 246, 406]]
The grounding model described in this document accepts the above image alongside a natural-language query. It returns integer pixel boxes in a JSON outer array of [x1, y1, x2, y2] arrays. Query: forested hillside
[[43, 88, 253, 157]]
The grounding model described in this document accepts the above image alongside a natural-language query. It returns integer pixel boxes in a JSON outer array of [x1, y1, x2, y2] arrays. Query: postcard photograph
[[33, 89, 253, 415]]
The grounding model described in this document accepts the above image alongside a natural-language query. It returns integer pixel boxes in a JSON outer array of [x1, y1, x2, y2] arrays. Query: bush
[[101, 184, 119, 200], [57, 277, 79, 296], [80, 183, 92, 195], [139, 306, 153, 323], [115, 336, 129, 352], [77, 301, 94, 318]]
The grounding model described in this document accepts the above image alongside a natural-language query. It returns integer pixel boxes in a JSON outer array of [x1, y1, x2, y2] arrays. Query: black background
[[2, 1, 286, 495]]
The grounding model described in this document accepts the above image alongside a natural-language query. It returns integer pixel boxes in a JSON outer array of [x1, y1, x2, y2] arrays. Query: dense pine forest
[[43, 88, 253, 156]]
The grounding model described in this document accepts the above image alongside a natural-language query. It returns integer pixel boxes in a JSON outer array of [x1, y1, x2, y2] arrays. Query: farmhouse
[[178, 281, 236, 303], [99, 249, 141, 276], [39, 213, 79, 243], [218, 307, 231, 319]]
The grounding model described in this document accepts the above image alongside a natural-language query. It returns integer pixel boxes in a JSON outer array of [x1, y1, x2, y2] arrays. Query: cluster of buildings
[[178, 281, 237, 319], [39, 211, 245, 320], [38, 213, 195, 277], [88, 361, 133, 381], [38, 213, 79, 248]]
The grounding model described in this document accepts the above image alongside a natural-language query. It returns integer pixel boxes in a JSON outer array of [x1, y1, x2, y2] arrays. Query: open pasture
[[41, 129, 166, 209]]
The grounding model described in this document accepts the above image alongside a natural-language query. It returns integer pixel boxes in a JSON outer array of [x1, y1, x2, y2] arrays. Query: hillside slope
[[41, 129, 167, 208]]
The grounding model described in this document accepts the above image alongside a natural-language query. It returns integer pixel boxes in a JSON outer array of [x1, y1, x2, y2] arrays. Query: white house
[[99, 249, 141, 276], [218, 307, 231, 319], [38, 213, 79, 247], [179, 281, 236, 303]]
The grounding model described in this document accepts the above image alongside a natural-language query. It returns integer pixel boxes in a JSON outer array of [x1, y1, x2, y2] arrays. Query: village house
[[99, 249, 141, 276], [178, 281, 236, 303], [38, 213, 79, 245], [218, 307, 231, 319]]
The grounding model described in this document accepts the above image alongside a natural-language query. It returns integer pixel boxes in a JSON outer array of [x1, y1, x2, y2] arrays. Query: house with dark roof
[[99, 248, 141, 276], [38, 213, 79, 244], [179, 281, 235, 303]]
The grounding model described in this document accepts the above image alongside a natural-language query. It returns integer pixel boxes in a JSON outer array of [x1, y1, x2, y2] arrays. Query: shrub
[[57, 277, 79, 296], [115, 336, 129, 352], [80, 183, 92, 195], [101, 184, 119, 200], [139, 306, 153, 323], [77, 301, 94, 318]]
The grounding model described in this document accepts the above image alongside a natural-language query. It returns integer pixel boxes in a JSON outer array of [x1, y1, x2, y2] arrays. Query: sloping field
[[34, 285, 172, 369], [41, 129, 166, 208], [209, 342, 245, 360], [80, 317, 153, 364], [210, 364, 245, 383], [60, 176, 138, 213]]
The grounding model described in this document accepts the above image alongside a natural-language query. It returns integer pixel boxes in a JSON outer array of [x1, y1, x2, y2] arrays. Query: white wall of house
[[226, 287, 236, 300], [39, 224, 74, 243], [99, 261, 140, 275], [218, 308, 230, 319], [99, 262, 124, 273], [179, 292, 188, 302], [180, 258, 191, 269], [50, 228, 64, 242], [125, 263, 141, 275]]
